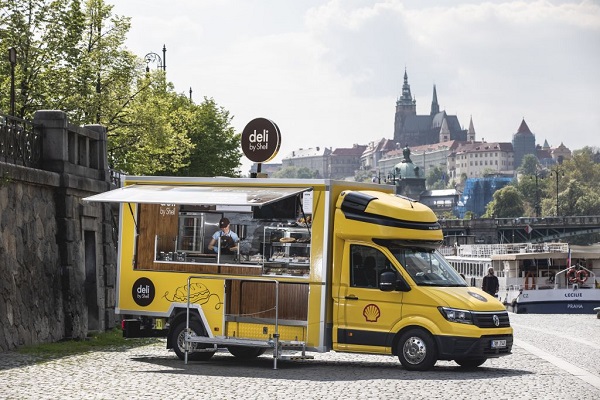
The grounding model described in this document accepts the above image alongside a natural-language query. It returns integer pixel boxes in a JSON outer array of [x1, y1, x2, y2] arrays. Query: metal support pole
[[185, 276, 191, 364], [273, 280, 279, 370], [552, 166, 563, 217], [555, 172, 559, 217], [8, 48, 17, 117]]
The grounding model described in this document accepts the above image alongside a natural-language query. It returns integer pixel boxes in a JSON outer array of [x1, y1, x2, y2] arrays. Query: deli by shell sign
[[241, 118, 281, 163]]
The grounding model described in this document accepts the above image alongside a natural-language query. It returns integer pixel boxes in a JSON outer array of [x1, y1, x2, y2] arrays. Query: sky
[[109, 0, 600, 173]]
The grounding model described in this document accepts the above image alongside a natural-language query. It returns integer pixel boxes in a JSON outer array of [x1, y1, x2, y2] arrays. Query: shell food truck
[[84, 176, 513, 370]]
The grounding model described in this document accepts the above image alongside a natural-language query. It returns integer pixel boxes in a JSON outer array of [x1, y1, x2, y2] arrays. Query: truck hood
[[422, 286, 505, 312]]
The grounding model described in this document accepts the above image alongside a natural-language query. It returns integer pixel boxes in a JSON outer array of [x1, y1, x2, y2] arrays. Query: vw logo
[[492, 314, 500, 327]]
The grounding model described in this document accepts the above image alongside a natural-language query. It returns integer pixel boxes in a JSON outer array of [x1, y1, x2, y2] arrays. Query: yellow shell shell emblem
[[363, 303, 381, 322]]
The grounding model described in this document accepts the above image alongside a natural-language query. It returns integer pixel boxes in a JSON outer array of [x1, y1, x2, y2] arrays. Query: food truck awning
[[83, 185, 310, 207]]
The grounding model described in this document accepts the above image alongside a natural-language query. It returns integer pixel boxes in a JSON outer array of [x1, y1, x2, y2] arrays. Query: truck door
[[335, 243, 404, 352]]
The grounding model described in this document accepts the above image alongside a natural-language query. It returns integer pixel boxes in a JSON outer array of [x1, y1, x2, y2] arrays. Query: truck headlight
[[438, 307, 474, 325]]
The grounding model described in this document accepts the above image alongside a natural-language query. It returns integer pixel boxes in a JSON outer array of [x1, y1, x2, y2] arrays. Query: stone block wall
[[0, 111, 116, 351]]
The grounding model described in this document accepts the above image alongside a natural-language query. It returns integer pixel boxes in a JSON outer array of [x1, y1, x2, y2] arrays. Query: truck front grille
[[472, 311, 511, 328]]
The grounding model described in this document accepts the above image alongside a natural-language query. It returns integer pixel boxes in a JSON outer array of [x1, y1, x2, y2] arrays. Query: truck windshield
[[388, 248, 466, 287]]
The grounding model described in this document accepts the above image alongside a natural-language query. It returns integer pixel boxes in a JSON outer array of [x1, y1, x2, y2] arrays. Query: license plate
[[491, 339, 506, 349]]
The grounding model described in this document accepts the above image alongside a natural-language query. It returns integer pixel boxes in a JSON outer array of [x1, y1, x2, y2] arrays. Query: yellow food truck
[[84, 176, 512, 370]]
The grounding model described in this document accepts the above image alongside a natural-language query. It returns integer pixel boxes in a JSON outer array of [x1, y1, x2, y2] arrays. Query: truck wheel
[[227, 346, 266, 359], [172, 320, 215, 361], [397, 328, 437, 371], [455, 358, 487, 368]]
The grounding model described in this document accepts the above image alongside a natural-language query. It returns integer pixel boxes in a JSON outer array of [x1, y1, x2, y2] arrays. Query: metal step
[[184, 334, 311, 368], [185, 335, 307, 351], [186, 335, 273, 348], [279, 354, 314, 360]]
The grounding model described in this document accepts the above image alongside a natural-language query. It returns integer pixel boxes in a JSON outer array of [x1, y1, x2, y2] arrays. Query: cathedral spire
[[467, 115, 476, 141], [397, 68, 415, 107], [430, 84, 439, 115]]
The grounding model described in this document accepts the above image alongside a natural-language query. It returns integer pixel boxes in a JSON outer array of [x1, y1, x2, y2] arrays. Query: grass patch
[[16, 328, 161, 362]]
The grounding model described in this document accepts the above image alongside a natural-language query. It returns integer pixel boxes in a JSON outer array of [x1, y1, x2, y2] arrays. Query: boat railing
[[554, 266, 597, 289], [438, 247, 454, 257], [445, 242, 569, 258], [502, 271, 597, 291]]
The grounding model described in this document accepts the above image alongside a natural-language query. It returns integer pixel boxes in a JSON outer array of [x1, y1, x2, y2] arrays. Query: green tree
[[518, 154, 540, 176], [483, 186, 525, 218], [175, 98, 241, 177], [0, 0, 242, 176], [273, 166, 299, 179], [516, 171, 549, 217], [425, 166, 447, 190], [354, 169, 373, 183], [272, 166, 318, 179], [539, 147, 600, 217], [0, 0, 135, 122], [110, 74, 193, 175]]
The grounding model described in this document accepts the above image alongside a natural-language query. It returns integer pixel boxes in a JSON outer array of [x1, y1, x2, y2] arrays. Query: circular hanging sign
[[241, 117, 281, 162]]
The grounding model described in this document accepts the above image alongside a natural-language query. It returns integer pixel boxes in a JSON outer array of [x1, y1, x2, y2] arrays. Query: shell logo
[[363, 303, 381, 322]]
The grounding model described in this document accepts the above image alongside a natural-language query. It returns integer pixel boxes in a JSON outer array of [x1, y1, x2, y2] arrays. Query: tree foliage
[[511, 147, 600, 218], [517, 154, 540, 175], [483, 186, 525, 218], [425, 166, 447, 190], [175, 98, 241, 177], [0, 0, 241, 176], [272, 166, 319, 179]]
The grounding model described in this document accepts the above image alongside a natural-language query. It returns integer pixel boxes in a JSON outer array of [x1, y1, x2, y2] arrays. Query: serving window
[[85, 185, 313, 276]]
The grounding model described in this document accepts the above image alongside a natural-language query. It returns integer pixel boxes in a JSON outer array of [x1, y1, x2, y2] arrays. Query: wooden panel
[[226, 281, 309, 322], [136, 204, 179, 269], [136, 263, 266, 276], [220, 265, 262, 276], [137, 263, 219, 274]]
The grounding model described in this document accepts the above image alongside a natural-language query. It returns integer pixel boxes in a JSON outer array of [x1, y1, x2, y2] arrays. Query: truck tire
[[454, 358, 487, 368], [172, 320, 215, 361], [227, 346, 267, 359], [397, 328, 437, 371]]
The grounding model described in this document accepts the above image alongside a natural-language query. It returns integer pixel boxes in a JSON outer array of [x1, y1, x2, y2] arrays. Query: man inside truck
[[208, 217, 239, 256]]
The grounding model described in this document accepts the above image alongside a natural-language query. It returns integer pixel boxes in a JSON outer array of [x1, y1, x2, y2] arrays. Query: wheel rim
[[177, 328, 197, 353], [403, 336, 427, 365]]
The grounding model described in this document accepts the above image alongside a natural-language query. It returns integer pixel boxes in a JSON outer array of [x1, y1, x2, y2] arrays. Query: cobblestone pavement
[[1, 314, 599, 400]]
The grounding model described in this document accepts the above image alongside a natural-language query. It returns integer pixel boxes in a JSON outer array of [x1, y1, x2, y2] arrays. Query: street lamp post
[[551, 165, 564, 217], [8, 47, 17, 117], [144, 44, 166, 72], [529, 169, 543, 218]]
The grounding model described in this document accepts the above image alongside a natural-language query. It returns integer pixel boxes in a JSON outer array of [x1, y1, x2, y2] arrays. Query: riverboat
[[441, 243, 600, 314]]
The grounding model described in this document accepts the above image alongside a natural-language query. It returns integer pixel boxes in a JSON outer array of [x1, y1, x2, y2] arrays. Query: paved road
[[1, 314, 599, 400]]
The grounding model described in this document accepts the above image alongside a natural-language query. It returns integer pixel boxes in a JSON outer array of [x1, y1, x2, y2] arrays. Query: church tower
[[439, 117, 450, 142], [393, 68, 416, 145], [430, 85, 439, 115], [467, 116, 476, 142], [512, 118, 536, 170]]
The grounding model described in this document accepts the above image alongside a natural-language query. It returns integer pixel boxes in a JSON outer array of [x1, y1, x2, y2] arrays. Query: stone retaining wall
[[0, 111, 116, 351]]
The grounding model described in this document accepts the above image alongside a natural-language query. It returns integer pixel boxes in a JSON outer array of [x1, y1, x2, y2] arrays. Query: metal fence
[[0, 114, 42, 168]]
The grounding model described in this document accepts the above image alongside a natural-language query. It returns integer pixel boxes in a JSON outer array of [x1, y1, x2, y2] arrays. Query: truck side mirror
[[379, 271, 411, 292]]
